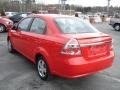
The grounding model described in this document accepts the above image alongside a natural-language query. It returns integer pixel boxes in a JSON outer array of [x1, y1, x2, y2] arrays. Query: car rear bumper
[[53, 51, 114, 78]]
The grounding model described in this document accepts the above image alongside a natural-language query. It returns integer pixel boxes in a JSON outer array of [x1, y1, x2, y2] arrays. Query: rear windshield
[[54, 17, 99, 34]]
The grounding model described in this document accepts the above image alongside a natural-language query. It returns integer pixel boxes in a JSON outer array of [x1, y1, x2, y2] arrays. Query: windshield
[[55, 17, 99, 34]]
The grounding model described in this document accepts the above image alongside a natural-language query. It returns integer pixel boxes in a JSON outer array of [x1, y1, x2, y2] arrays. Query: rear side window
[[55, 17, 99, 34], [30, 18, 46, 34], [18, 18, 33, 31]]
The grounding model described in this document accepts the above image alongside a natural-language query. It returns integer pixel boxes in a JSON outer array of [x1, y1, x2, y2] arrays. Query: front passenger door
[[11, 17, 33, 55]]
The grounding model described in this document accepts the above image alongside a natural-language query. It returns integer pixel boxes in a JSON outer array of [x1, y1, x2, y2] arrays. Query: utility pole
[[68, 0, 72, 15], [59, 0, 67, 14], [59, 0, 61, 14], [19, 0, 22, 12], [40, 0, 43, 13], [107, 0, 111, 16]]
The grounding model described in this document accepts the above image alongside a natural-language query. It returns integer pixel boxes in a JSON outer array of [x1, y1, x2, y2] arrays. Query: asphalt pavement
[[0, 22, 120, 90]]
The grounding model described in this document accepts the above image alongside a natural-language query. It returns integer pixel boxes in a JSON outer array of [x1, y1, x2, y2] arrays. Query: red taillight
[[61, 38, 81, 55], [110, 42, 113, 51]]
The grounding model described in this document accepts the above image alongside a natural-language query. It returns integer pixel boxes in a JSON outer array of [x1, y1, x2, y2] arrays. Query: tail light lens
[[110, 41, 113, 51], [61, 38, 81, 55]]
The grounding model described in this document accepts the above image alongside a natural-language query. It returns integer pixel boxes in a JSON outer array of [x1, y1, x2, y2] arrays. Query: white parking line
[[0, 41, 6, 47], [0, 41, 6, 44], [101, 74, 120, 83]]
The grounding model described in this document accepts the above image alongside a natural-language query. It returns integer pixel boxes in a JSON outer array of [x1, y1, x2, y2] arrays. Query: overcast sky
[[36, 0, 120, 7]]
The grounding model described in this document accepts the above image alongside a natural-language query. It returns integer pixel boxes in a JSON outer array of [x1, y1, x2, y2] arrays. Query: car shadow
[[11, 51, 101, 89]]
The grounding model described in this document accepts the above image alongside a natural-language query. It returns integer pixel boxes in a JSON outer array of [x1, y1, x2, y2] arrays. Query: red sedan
[[0, 17, 13, 33], [7, 14, 114, 80]]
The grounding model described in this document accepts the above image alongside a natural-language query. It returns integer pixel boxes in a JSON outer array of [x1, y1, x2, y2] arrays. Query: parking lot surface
[[0, 22, 120, 90]]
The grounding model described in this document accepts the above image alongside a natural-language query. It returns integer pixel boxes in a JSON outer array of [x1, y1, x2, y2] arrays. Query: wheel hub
[[8, 40, 12, 51], [115, 25, 120, 31], [38, 59, 47, 77], [0, 26, 4, 32]]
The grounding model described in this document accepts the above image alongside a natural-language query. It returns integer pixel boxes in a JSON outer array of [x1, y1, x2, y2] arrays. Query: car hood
[[0, 18, 12, 22]]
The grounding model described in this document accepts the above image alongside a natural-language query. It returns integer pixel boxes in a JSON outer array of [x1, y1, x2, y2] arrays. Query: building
[[0, 0, 9, 2], [10, 0, 22, 3], [21, 0, 36, 4]]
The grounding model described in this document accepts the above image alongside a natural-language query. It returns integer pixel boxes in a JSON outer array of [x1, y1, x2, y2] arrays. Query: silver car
[[109, 15, 120, 31]]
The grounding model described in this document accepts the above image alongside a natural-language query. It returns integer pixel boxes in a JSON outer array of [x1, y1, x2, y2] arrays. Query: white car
[[5, 12, 18, 17], [79, 15, 90, 22], [93, 15, 102, 23], [109, 18, 120, 31]]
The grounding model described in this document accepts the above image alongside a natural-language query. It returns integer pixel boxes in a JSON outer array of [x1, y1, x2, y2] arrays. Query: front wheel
[[36, 56, 52, 81], [114, 24, 120, 31], [7, 39, 15, 53], [0, 24, 6, 33]]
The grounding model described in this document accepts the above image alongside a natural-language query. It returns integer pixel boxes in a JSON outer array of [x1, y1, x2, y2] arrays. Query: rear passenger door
[[25, 18, 47, 61]]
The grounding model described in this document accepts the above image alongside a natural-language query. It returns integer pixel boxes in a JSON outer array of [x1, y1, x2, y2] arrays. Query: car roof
[[29, 14, 74, 19]]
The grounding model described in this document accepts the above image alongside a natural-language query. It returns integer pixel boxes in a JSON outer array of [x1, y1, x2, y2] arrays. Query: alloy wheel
[[38, 59, 47, 78], [8, 39, 15, 53], [0, 25, 5, 33], [8, 40, 12, 52], [114, 24, 120, 31]]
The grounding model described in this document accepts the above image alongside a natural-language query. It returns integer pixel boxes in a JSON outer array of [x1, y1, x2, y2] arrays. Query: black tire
[[36, 56, 53, 81], [114, 24, 120, 31], [0, 24, 6, 33], [7, 39, 15, 53]]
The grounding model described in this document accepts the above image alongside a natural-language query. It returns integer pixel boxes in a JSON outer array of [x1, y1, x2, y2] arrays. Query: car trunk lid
[[75, 33, 112, 60]]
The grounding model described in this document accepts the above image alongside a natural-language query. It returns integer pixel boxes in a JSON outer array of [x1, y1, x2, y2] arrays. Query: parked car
[[9, 12, 31, 23], [79, 15, 90, 22], [0, 17, 13, 33], [88, 15, 102, 23], [93, 15, 102, 23], [109, 17, 120, 31], [5, 12, 18, 17], [7, 14, 114, 80]]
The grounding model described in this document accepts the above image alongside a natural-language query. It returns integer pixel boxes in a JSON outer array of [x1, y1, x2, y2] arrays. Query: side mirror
[[12, 23, 18, 30], [7, 24, 13, 31]]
